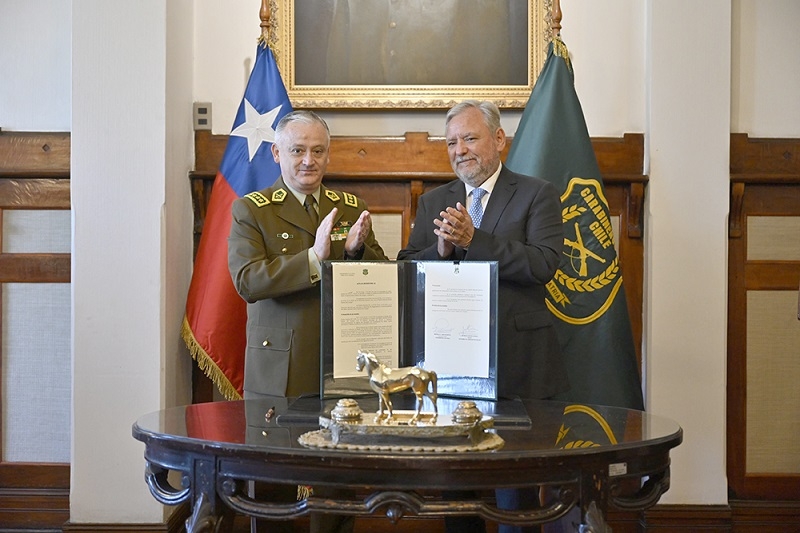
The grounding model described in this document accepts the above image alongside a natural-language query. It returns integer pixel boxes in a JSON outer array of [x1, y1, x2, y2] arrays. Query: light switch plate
[[193, 102, 212, 130]]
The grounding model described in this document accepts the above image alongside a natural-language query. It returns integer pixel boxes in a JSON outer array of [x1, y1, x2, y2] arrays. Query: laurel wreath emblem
[[561, 205, 586, 222], [554, 257, 620, 293], [547, 177, 624, 325]]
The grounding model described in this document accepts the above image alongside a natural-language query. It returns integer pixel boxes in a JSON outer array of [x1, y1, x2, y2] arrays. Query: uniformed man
[[228, 109, 387, 400], [228, 110, 387, 533]]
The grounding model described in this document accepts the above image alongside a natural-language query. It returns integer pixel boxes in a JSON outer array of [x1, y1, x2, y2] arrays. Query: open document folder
[[321, 260, 498, 400]]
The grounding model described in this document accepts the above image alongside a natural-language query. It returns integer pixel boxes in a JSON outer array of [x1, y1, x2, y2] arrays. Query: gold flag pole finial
[[551, 0, 562, 37], [258, 0, 273, 47]]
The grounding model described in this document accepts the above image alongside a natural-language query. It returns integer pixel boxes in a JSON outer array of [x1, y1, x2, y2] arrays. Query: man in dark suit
[[397, 100, 569, 533], [228, 110, 387, 533]]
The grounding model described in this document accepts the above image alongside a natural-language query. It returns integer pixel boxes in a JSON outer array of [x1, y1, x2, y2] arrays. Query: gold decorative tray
[[297, 399, 504, 452]]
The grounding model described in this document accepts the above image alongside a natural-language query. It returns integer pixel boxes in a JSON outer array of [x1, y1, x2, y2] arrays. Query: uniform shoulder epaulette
[[244, 191, 270, 207], [324, 189, 340, 203], [271, 188, 288, 203], [342, 192, 358, 207]]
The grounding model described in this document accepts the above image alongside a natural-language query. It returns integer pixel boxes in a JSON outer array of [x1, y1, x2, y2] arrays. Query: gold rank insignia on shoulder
[[271, 189, 287, 203], [343, 192, 358, 207], [325, 189, 340, 203], [245, 191, 270, 207]]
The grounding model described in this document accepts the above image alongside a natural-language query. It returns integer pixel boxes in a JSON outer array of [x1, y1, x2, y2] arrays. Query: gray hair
[[445, 100, 502, 134], [274, 110, 330, 145]]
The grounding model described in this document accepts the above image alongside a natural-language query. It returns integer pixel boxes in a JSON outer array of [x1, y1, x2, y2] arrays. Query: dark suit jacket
[[397, 166, 569, 399], [228, 177, 387, 398]]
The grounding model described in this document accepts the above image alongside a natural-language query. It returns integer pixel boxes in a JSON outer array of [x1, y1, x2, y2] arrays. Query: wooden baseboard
[[61, 504, 187, 533], [0, 487, 69, 531], [644, 504, 732, 532], [729, 499, 800, 532], [62, 524, 167, 533]]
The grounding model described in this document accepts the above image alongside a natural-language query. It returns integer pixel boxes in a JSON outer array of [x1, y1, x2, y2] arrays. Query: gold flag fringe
[[553, 35, 573, 72], [181, 316, 242, 401], [256, 28, 282, 67]]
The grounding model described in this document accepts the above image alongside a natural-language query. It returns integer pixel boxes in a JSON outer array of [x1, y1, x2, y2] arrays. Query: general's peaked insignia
[[546, 177, 624, 326], [271, 189, 287, 203], [325, 190, 340, 202], [343, 192, 358, 207], [245, 191, 270, 207]]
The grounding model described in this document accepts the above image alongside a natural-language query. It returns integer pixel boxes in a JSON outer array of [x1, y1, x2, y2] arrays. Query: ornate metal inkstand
[[298, 351, 504, 452]]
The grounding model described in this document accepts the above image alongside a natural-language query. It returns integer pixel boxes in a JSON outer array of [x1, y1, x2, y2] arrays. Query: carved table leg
[[577, 469, 611, 533], [184, 458, 235, 533], [186, 493, 220, 533]]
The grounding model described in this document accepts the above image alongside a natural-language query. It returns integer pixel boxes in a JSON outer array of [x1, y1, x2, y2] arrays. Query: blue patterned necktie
[[468, 187, 487, 228]]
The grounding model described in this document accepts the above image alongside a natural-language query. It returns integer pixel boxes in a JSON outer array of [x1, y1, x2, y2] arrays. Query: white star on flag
[[230, 99, 283, 161]]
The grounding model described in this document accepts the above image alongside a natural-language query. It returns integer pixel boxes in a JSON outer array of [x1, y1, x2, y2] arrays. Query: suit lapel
[[447, 180, 467, 210], [480, 166, 517, 234]]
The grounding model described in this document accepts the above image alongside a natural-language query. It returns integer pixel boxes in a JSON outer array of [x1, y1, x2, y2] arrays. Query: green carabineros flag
[[506, 37, 644, 411]]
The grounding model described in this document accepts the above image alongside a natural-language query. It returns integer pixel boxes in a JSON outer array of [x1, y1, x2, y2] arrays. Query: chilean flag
[[182, 43, 292, 399]]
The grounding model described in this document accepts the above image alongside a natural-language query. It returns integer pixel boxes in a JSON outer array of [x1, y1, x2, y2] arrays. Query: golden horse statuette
[[355, 350, 438, 424]]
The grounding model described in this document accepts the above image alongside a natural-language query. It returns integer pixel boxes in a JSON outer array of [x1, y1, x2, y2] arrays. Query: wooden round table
[[132, 396, 681, 532]]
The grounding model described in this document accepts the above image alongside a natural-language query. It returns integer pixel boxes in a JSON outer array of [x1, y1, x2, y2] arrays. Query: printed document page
[[422, 262, 490, 377], [331, 262, 400, 377]]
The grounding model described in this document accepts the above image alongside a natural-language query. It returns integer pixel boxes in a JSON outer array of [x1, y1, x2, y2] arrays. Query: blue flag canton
[[221, 44, 293, 197]]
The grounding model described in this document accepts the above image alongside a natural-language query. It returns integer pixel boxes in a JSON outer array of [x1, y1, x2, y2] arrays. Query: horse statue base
[[304, 398, 500, 451]]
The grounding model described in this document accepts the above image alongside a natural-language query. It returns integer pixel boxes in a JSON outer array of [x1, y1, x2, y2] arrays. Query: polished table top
[[134, 395, 681, 457], [132, 396, 682, 529]]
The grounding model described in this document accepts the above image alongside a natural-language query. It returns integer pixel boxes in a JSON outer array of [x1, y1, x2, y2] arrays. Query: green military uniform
[[228, 177, 388, 398]]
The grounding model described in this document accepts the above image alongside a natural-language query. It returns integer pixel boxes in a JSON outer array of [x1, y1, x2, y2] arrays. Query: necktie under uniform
[[468, 187, 487, 228], [304, 194, 319, 227]]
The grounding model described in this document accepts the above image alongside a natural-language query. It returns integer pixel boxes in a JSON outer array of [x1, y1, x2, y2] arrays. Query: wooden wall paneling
[[730, 133, 800, 176], [0, 253, 71, 283], [727, 186, 748, 500], [0, 177, 71, 281], [0, 132, 72, 530], [0, 176, 71, 207], [601, 174, 647, 366], [194, 130, 647, 177], [728, 134, 800, 501], [0, 131, 70, 174]]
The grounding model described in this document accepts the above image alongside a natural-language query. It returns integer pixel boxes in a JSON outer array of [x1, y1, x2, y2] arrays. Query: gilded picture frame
[[269, 0, 552, 109]]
